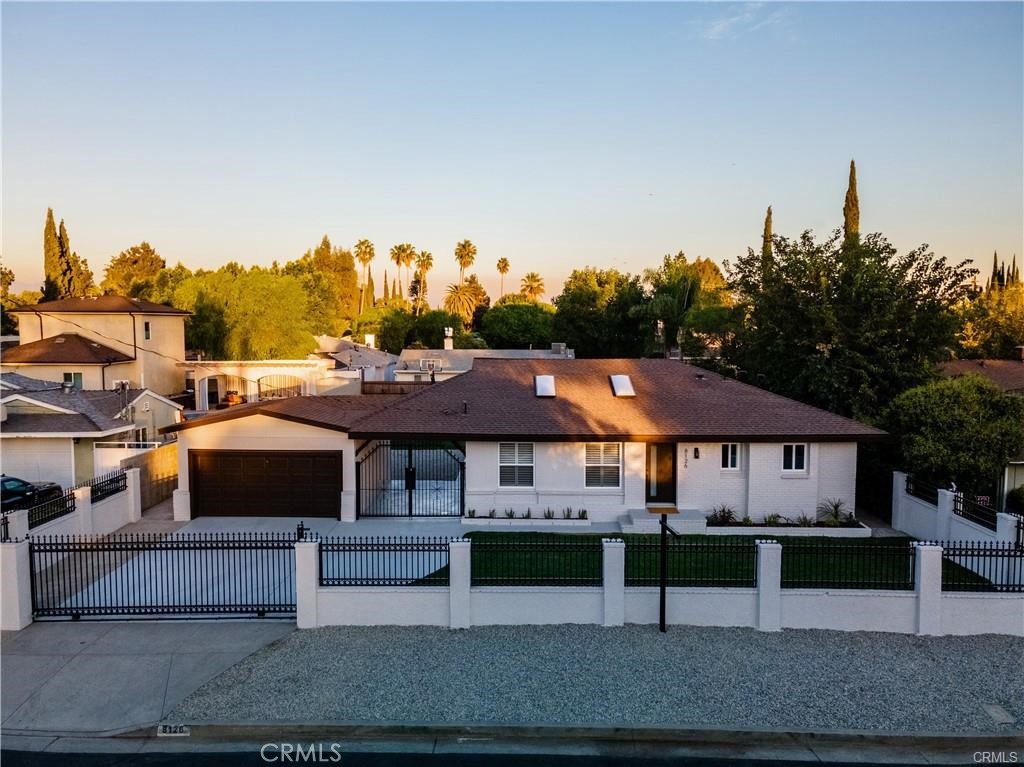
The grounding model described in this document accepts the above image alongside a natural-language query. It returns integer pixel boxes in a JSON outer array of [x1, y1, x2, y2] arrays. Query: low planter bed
[[462, 517, 591, 527], [704, 522, 872, 538]]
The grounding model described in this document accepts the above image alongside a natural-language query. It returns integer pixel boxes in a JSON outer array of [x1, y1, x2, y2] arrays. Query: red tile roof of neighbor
[[1, 334, 133, 364], [7, 295, 189, 315], [348, 358, 886, 441], [939, 359, 1024, 393], [162, 394, 408, 434]]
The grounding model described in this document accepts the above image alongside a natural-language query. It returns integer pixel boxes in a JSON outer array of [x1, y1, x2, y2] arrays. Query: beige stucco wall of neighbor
[[465, 441, 645, 520], [172, 415, 355, 521], [14, 312, 185, 395], [126, 393, 180, 439], [0, 364, 135, 391], [673, 441, 856, 520]]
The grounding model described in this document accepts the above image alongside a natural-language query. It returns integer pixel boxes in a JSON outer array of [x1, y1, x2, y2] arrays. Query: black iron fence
[[356, 441, 465, 518], [29, 532, 297, 619], [470, 537, 603, 586], [319, 537, 451, 586], [780, 540, 916, 590], [905, 475, 939, 505], [27, 492, 77, 530], [625, 539, 757, 587], [941, 541, 1024, 592], [953, 495, 999, 532], [73, 470, 127, 503]]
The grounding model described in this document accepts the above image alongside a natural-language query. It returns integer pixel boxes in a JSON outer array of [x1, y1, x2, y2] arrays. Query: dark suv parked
[[1, 475, 63, 512]]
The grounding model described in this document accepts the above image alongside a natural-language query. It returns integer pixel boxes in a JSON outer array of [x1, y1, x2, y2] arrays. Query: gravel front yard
[[170, 625, 1024, 734]]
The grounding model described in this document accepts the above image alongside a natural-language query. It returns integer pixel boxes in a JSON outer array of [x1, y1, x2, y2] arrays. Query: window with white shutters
[[585, 443, 621, 488], [499, 442, 534, 487]]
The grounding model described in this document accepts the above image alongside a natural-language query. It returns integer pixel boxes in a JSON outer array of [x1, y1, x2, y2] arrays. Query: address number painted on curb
[[157, 724, 192, 737]]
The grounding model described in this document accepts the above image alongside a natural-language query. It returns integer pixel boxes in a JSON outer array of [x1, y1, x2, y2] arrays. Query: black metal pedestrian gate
[[29, 532, 297, 620], [356, 440, 465, 517]]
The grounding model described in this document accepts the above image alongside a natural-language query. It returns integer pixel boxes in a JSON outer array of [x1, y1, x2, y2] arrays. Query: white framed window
[[783, 443, 808, 472], [144, 321, 152, 340], [721, 443, 739, 470], [585, 442, 621, 488], [499, 442, 534, 487], [63, 372, 83, 389]]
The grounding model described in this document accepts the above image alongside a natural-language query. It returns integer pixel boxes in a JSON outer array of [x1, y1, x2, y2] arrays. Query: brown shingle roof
[[1, 334, 133, 365], [7, 295, 189, 315], [939, 359, 1024, 393], [348, 358, 887, 441], [161, 394, 407, 435]]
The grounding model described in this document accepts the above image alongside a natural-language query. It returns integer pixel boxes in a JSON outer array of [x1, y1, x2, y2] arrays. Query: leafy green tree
[[958, 283, 1024, 358], [729, 229, 975, 421], [520, 272, 545, 301], [151, 263, 193, 304], [552, 267, 650, 357], [102, 241, 166, 298], [378, 308, 416, 354], [888, 375, 1024, 495], [42, 209, 95, 298], [464, 273, 490, 328], [283, 236, 359, 335], [1, 263, 16, 334], [412, 310, 466, 348], [496, 257, 510, 297], [42, 209, 62, 299], [480, 302, 555, 349], [455, 240, 477, 284]]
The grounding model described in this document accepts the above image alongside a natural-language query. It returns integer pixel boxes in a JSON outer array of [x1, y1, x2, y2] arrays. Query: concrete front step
[[618, 508, 707, 535]]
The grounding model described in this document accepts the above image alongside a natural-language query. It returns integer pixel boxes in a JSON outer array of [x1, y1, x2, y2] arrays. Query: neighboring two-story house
[[3, 296, 188, 395]]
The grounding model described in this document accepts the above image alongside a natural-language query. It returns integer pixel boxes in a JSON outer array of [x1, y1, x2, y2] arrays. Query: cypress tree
[[392, 277, 398, 299], [383, 270, 390, 302], [761, 205, 773, 263], [366, 269, 376, 308], [990, 251, 1000, 292], [41, 209, 61, 299], [843, 159, 860, 246]]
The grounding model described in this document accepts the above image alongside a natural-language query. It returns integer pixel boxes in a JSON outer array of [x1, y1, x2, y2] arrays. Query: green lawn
[[457, 531, 996, 591]]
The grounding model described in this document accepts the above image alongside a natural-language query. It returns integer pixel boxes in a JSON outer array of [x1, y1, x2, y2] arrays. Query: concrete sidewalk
[[1, 621, 293, 735]]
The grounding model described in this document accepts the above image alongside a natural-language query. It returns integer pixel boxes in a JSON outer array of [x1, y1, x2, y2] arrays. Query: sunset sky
[[3, 2, 1022, 299]]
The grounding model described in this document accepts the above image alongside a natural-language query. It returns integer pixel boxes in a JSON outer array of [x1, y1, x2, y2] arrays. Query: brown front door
[[189, 450, 342, 517], [646, 443, 676, 505]]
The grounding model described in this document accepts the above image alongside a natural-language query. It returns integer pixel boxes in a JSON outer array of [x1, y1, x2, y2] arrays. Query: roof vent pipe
[[462, 400, 468, 414], [61, 381, 74, 394]]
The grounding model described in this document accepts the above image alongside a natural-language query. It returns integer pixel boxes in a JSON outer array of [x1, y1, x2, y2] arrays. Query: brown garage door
[[189, 450, 342, 517]]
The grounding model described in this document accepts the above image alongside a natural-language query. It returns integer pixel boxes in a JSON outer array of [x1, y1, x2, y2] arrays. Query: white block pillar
[[0, 540, 32, 630], [891, 471, 907, 532], [936, 490, 955, 540], [74, 486, 93, 536], [756, 540, 782, 632], [996, 513, 1020, 545], [125, 468, 142, 522], [602, 538, 625, 627], [449, 539, 471, 629], [172, 489, 192, 522], [914, 543, 943, 636], [6, 509, 29, 542], [295, 538, 320, 629]]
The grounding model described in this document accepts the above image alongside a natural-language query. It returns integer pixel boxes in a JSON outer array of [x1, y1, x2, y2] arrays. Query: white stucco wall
[[1, 437, 75, 487], [464, 441, 645, 521], [173, 415, 356, 521]]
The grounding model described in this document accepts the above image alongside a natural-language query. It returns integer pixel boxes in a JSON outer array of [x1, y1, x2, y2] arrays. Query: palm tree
[[520, 272, 544, 301], [389, 243, 416, 298], [444, 283, 476, 325], [401, 247, 416, 298], [355, 239, 375, 312], [496, 257, 510, 298], [414, 250, 433, 313], [454, 239, 477, 285]]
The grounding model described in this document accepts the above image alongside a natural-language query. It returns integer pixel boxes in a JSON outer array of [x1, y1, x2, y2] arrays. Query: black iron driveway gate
[[356, 440, 465, 517], [29, 532, 297, 620]]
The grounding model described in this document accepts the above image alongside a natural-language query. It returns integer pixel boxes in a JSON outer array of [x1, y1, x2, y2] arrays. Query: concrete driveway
[[1, 621, 293, 736]]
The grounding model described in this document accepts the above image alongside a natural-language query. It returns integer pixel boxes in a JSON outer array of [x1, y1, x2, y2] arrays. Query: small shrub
[[1006, 485, 1024, 514], [815, 497, 851, 527], [794, 513, 815, 527], [543, 508, 555, 519], [523, 508, 532, 519], [578, 509, 588, 520], [764, 513, 783, 526], [488, 509, 496, 519], [706, 504, 737, 526], [504, 508, 515, 519], [740, 514, 754, 526], [562, 507, 573, 519], [466, 508, 476, 518]]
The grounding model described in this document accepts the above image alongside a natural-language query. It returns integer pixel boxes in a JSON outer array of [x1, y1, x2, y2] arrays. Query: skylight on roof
[[534, 375, 556, 398], [610, 375, 636, 397]]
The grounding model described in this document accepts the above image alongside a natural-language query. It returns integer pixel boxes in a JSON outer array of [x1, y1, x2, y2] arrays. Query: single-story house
[[1, 372, 183, 487], [394, 343, 574, 383], [162, 359, 884, 524], [939, 356, 1024, 507]]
